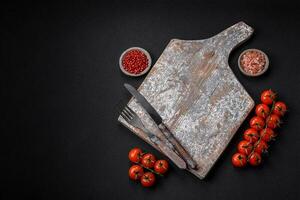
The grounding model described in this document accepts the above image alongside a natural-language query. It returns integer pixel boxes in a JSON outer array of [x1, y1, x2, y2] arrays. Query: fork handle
[[142, 129, 187, 169], [158, 123, 197, 169], [151, 137, 187, 169]]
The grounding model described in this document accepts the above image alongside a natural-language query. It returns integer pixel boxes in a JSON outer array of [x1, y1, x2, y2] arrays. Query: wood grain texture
[[118, 22, 255, 179]]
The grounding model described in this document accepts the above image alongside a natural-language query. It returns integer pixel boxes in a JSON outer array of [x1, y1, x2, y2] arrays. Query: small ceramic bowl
[[238, 49, 269, 77], [119, 47, 152, 77]]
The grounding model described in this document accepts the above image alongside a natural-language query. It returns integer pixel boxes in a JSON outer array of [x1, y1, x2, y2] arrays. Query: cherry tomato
[[266, 114, 281, 129], [260, 128, 276, 142], [128, 148, 143, 163], [140, 172, 156, 187], [154, 160, 169, 174], [255, 104, 270, 118], [141, 153, 156, 168], [237, 140, 253, 155], [273, 101, 287, 117], [249, 152, 262, 166], [243, 128, 260, 143], [128, 165, 144, 180], [231, 153, 247, 168], [250, 116, 265, 131], [261, 90, 276, 105], [254, 140, 268, 154]]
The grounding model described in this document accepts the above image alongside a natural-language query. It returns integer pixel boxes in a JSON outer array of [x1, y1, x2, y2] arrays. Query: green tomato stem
[[133, 162, 163, 177], [247, 101, 275, 160]]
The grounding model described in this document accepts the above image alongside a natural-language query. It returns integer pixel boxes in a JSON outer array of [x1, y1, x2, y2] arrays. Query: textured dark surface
[[1, 1, 300, 200]]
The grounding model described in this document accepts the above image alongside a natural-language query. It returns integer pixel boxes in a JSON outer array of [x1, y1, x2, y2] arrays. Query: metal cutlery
[[124, 83, 197, 169], [121, 105, 187, 169]]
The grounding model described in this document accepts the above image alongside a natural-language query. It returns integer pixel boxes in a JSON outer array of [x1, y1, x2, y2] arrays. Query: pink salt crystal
[[240, 50, 266, 75]]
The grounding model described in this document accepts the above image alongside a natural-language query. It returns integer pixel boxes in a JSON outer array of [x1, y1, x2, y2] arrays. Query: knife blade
[[124, 83, 197, 169]]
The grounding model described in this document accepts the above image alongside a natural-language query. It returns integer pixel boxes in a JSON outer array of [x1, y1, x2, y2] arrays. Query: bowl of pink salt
[[238, 49, 269, 77]]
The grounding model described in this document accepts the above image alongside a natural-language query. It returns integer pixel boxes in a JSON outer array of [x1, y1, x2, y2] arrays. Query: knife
[[120, 105, 187, 169], [124, 83, 197, 169]]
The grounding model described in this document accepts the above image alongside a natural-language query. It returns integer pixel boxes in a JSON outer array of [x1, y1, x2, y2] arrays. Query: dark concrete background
[[2, 1, 300, 199]]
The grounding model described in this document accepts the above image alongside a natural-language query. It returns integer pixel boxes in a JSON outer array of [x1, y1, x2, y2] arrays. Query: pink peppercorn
[[122, 49, 149, 74]]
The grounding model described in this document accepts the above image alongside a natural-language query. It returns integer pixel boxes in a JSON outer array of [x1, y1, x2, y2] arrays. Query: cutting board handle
[[210, 21, 254, 56]]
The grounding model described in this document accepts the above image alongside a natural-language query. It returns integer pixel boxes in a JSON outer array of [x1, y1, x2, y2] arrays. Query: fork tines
[[121, 105, 135, 121]]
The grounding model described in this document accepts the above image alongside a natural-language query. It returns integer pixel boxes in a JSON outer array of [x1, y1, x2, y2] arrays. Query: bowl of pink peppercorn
[[119, 47, 152, 77], [238, 49, 269, 77]]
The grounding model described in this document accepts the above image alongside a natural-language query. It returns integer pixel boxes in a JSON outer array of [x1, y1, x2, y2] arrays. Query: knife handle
[[141, 128, 187, 169], [158, 123, 197, 169], [149, 136, 187, 169]]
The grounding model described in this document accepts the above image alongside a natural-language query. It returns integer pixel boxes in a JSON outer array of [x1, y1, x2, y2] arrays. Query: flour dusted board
[[118, 22, 254, 179]]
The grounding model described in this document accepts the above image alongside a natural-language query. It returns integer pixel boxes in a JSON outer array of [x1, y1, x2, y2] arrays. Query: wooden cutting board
[[118, 22, 254, 179]]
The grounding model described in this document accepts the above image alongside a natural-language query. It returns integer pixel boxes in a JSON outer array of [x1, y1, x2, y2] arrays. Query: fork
[[121, 105, 187, 169]]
